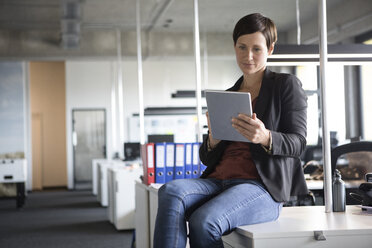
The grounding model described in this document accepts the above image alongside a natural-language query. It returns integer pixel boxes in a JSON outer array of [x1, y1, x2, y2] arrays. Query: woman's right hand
[[206, 111, 220, 149]]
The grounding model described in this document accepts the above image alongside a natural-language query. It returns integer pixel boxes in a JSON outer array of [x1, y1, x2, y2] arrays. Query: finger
[[234, 115, 260, 128], [236, 113, 251, 122], [232, 124, 256, 141], [232, 120, 258, 136]]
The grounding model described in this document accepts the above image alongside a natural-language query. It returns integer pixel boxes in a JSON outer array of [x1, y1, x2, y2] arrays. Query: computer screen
[[124, 142, 141, 161], [147, 134, 174, 143]]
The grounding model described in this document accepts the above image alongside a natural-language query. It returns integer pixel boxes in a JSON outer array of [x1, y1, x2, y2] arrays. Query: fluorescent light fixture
[[268, 44, 372, 64]]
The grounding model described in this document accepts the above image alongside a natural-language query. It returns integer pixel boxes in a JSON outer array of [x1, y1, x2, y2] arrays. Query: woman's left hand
[[232, 113, 270, 146]]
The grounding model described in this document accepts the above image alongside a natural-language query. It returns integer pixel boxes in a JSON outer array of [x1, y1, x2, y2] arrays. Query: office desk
[[97, 160, 131, 206], [92, 158, 110, 196], [135, 182, 191, 248], [107, 164, 142, 230], [0, 159, 27, 208], [306, 179, 365, 205], [306, 179, 365, 190], [135, 181, 150, 248], [222, 205, 372, 248]]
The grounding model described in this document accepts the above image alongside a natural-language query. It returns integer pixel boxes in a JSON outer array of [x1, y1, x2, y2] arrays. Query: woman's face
[[234, 32, 274, 76]]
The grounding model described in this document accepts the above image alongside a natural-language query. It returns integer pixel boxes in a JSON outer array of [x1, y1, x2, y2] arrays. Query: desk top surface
[[306, 179, 365, 190], [235, 206, 372, 239]]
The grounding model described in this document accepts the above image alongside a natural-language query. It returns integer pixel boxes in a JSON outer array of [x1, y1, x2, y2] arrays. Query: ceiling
[[1, 0, 371, 59], [0, 0, 346, 32]]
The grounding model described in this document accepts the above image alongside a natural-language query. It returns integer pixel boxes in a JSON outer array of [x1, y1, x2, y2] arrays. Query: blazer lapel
[[227, 70, 274, 121], [254, 69, 274, 120]]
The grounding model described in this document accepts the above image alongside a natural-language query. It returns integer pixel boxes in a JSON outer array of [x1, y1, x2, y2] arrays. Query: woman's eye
[[254, 48, 261, 52], [239, 46, 246, 50]]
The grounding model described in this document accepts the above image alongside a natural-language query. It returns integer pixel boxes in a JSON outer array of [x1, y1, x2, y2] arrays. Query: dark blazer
[[199, 68, 308, 202]]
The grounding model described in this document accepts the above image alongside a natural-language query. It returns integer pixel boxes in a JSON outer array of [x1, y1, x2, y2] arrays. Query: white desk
[[107, 164, 142, 230], [92, 158, 110, 195], [135, 181, 150, 248], [222, 205, 372, 248], [148, 184, 163, 248], [97, 161, 112, 206], [97, 160, 126, 206], [136, 182, 190, 248], [0, 159, 27, 208], [306, 179, 365, 190]]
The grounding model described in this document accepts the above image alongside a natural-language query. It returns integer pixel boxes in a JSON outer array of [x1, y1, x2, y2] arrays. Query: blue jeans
[[153, 178, 282, 248]]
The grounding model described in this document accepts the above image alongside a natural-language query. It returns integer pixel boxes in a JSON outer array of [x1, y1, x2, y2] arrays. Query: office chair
[[330, 141, 372, 205], [331, 141, 372, 177]]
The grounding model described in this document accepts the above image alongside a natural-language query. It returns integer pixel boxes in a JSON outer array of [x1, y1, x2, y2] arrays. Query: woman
[[154, 13, 308, 248]]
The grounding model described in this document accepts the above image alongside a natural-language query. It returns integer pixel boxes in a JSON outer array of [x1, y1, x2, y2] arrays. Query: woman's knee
[[188, 209, 222, 236], [158, 180, 191, 204]]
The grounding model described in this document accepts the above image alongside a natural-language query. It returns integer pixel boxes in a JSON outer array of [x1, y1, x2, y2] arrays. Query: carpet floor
[[0, 189, 133, 248]]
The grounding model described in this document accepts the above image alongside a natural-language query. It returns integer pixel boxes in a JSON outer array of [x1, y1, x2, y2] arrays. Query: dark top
[[207, 98, 259, 180], [199, 69, 308, 202]]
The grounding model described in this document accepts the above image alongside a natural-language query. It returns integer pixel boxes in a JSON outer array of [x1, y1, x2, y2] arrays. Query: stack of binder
[[141, 142, 203, 185]]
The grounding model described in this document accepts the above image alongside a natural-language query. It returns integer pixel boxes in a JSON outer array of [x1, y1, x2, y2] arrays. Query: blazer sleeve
[[271, 75, 307, 157], [199, 132, 227, 167]]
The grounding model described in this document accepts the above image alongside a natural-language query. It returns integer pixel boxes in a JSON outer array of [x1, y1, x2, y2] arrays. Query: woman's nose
[[246, 51, 253, 60]]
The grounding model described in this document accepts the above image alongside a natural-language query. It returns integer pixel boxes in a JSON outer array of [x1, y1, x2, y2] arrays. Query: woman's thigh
[[188, 181, 282, 235], [158, 178, 223, 216]]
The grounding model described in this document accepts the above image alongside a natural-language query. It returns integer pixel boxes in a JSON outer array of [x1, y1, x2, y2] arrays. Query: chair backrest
[[331, 141, 372, 178]]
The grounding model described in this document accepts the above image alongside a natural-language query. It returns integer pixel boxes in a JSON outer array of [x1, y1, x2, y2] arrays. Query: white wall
[[65, 58, 240, 189], [65, 61, 115, 189]]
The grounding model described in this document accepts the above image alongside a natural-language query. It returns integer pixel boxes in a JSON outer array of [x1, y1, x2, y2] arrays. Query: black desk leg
[[16, 182, 25, 208]]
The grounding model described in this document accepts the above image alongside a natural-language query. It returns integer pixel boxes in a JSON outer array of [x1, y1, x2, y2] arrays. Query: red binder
[[141, 143, 155, 185]]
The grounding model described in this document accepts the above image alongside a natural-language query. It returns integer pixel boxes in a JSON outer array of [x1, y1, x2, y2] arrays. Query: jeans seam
[[174, 200, 180, 248], [168, 190, 215, 201], [172, 191, 216, 248]]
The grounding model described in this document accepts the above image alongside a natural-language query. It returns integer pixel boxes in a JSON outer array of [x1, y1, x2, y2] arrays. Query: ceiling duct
[[60, 0, 81, 49]]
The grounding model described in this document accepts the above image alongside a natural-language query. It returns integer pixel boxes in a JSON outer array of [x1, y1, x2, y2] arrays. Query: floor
[[0, 189, 134, 248]]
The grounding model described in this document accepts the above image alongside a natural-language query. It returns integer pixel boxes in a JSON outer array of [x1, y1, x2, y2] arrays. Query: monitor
[[147, 134, 174, 143], [124, 142, 141, 161]]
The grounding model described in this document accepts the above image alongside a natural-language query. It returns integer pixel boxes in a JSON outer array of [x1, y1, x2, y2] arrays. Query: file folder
[[165, 143, 175, 182], [184, 143, 193, 179], [174, 143, 186, 180], [200, 161, 207, 176], [192, 142, 200, 178], [141, 143, 155, 185], [155, 143, 166, 183]]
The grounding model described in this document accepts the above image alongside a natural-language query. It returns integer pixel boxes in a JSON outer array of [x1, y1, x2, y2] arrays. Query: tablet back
[[205, 90, 252, 142]]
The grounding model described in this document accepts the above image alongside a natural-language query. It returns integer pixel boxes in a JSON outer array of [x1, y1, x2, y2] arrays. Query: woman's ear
[[268, 43, 275, 55]]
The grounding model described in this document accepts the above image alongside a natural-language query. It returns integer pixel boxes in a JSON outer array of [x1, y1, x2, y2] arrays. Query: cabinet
[[92, 159, 109, 195], [0, 159, 27, 208], [222, 206, 372, 248], [107, 165, 142, 230]]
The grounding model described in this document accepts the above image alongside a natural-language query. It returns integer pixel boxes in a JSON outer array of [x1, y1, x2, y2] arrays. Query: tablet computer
[[205, 90, 252, 142]]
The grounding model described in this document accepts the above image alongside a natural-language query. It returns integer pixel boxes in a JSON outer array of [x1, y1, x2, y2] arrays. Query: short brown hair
[[233, 13, 277, 50]]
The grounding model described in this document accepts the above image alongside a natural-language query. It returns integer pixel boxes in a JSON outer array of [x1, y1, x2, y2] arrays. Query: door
[[72, 109, 106, 189]]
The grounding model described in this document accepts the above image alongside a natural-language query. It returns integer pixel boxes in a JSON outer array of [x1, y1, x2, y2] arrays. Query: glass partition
[[0, 62, 25, 159]]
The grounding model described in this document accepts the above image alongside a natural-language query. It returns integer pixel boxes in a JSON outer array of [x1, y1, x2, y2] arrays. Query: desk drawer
[[0, 159, 27, 183]]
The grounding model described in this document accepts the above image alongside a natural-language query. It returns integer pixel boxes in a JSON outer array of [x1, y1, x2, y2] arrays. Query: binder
[[174, 143, 186, 180], [141, 143, 155, 185], [155, 143, 166, 183], [192, 142, 200, 178], [200, 161, 207, 176], [184, 143, 193, 179], [165, 143, 175, 182]]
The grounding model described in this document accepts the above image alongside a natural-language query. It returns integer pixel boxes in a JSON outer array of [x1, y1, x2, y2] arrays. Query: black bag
[[350, 182, 372, 207]]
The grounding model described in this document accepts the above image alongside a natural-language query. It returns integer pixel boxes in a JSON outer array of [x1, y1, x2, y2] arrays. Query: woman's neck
[[241, 70, 264, 91]]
